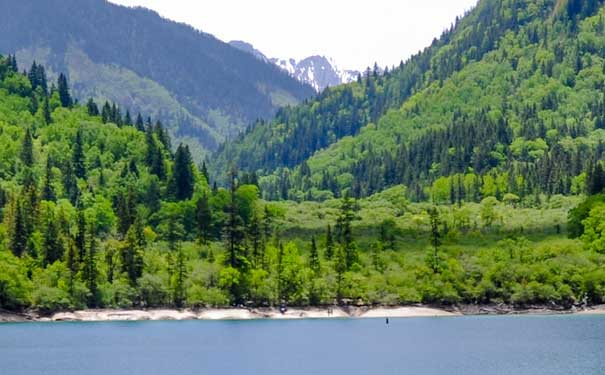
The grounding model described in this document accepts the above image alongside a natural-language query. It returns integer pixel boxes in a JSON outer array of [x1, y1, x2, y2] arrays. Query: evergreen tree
[[169, 144, 194, 201], [224, 168, 246, 269], [309, 237, 320, 274], [86, 98, 99, 116], [120, 225, 144, 286], [325, 224, 334, 259], [135, 113, 145, 131], [75, 209, 87, 262], [262, 205, 273, 245], [66, 241, 79, 296], [9, 200, 27, 257], [42, 212, 63, 266], [428, 207, 442, 273], [101, 102, 111, 123], [248, 213, 262, 267], [42, 96, 52, 124], [124, 110, 132, 126], [57, 73, 72, 108], [62, 161, 79, 205], [41, 157, 56, 202], [72, 129, 86, 179], [20, 128, 34, 167], [83, 225, 99, 307], [336, 193, 357, 268], [196, 194, 212, 244]]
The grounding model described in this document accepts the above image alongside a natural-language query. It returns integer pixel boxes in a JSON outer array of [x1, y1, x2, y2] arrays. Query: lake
[[1, 314, 604, 375]]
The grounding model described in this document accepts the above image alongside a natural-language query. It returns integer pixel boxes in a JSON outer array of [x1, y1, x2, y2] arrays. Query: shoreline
[[1, 304, 604, 323]]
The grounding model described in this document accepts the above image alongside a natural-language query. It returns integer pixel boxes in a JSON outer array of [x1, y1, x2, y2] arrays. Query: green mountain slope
[[2, 55, 605, 312], [0, 0, 315, 157], [216, 0, 605, 203]]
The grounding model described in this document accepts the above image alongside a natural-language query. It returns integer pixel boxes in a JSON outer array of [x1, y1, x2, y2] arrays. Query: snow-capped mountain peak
[[229, 41, 358, 92]]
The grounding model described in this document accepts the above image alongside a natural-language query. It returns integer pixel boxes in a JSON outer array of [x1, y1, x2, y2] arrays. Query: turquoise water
[[1, 314, 604, 375]]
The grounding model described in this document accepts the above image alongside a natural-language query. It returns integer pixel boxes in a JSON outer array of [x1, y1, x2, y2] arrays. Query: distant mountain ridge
[[0, 0, 315, 157], [230, 41, 359, 92]]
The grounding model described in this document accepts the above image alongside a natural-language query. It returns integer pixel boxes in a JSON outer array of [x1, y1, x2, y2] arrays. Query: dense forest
[[2, 0, 605, 314], [215, 0, 605, 204]]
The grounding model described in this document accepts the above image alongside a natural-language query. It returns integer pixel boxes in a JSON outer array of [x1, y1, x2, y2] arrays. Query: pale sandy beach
[[1, 305, 604, 323]]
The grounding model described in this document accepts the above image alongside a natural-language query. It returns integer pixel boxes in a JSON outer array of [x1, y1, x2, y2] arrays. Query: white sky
[[109, 0, 478, 71]]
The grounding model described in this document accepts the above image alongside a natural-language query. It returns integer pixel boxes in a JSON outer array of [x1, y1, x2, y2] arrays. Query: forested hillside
[[0, 0, 315, 158], [1, 56, 605, 311], [215, 0, 605, 204]]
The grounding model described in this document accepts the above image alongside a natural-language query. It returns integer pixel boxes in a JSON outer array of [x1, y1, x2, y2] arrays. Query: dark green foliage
[[169, 144, 194, 201], [325, 224, 334, 259], [86, 98, 99, 116], [41, 157, 56, 202], [196, 194, 212, 244], [42, 212, 63, 266], [121, 226, 144, 286], [9, 201, 27, 257], [57, 73, 72, 108], [309, 237, 320, 274], [72, 129, 86, 179], [20, 128, 34, 167]]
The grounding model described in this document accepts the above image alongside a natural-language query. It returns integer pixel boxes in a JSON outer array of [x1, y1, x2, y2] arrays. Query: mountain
[[270, 56, 359, 92], [0, 0, 315, 157], [215, 0, 605, 202], [229, 41, 359, 92]]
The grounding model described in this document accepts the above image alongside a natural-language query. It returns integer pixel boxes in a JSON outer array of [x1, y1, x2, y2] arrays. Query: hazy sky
[[109, 0, 478, 71]]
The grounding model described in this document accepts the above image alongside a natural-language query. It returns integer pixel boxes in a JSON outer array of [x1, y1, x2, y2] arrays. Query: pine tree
[[101, 102, 111, 123], [75, 209, 87, 262], [9, 200, 27, 257], [262, 205, 273, 244], [66, 241, 79, 296], [42, 212, 63, 266], [86, 98, 99, 116], [62, 161, 79, 205], [200, 161, 209, 183], [57, 73, 72, 108], [428, 207, 442, 273], [121, 225, 144, 286], [169, 144, 194, 201], [224, 168, 246, 269], [309, 237, 320, 274], [41, 157, 56, 202], [20, 128, 34, 167], [335, 193, 357, 268], [135, 113, 145, 132], [196, 194, 212, 244], [83, 225, 99, 307], [73, 129, 86, 179], [42, 96, 52, 124], [325, 224, 334, 259], [248, 214, 262, 267], [124, 110, 132, 126]]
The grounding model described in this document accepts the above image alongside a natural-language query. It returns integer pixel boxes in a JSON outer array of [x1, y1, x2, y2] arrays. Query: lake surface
[[1, 314, 604, 375]]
